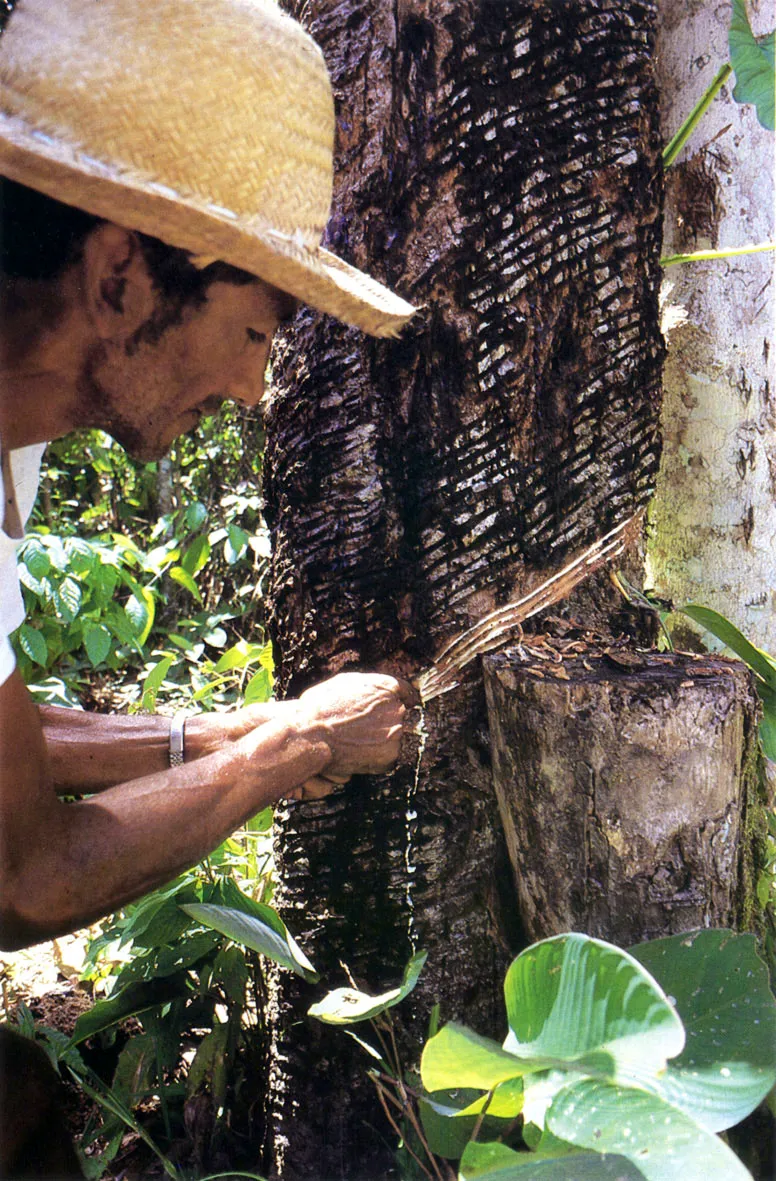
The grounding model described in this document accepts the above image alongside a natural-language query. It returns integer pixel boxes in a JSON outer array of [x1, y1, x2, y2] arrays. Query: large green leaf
[[632, 929, 776, 1131], [69, 974, 191, 1045], [757, 683, 776, 761], [547, 1079, 752, 1181], [420, 1094, 481, 1162], [421, 1023, 529, 1094], [679, 604, 776, 688], [503, 935, 684, 1087], [420, 1079, 525, 1160], [308, 949, 427, 1024], [181, 902, 318, 983], [458, 1140, 642, 1180], [729, 0, 775, 131], [110, 1034, 157, 1113]]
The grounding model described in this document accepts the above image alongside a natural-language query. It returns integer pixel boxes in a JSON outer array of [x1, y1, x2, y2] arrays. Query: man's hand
[[295, 672, 409, 782], [194, 672, 410, 800]]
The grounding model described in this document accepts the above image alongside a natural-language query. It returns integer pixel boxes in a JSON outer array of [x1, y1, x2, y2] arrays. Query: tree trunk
[[264, 2, 664, 1177], [484, 641, 762, 944], [647, 0, 776, 652]]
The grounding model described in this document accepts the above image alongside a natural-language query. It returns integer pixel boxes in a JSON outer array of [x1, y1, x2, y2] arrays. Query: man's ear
[[81, 223, 157, 340]]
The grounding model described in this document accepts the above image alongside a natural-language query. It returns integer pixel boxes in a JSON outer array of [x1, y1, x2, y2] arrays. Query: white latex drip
[[404, 703, 427, 953]]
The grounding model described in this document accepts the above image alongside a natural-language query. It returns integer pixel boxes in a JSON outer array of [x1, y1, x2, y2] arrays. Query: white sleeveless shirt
[[0, 433, 45, 685]]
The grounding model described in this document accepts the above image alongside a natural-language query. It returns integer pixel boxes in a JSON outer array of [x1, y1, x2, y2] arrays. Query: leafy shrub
[[308, 930, 776, 1181]]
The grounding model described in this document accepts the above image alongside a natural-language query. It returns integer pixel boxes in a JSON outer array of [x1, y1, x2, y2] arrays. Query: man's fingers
[[393, 677, 421, 709], [288, 776, 338, 801]]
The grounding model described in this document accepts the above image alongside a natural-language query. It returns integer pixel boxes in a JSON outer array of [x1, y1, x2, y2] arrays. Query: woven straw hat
[[0, 0, 416, 338]]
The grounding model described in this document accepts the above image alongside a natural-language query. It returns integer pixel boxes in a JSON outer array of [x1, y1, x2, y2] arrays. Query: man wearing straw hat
[[0, 0, 416, 1171], [0, 0, 418, 939]]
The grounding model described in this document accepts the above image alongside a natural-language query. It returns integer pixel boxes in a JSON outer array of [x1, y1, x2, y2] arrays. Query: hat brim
[[0, 112, 416, 338]]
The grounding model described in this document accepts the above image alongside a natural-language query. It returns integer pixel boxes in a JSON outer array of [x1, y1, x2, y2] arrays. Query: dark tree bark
[[263, 3, 664, 1177]]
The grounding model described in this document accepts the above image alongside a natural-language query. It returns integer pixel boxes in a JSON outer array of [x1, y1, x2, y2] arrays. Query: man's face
[[81, 275, 296, 461]]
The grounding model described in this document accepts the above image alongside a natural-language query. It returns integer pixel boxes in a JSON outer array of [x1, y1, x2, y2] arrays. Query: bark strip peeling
[[264, 3, 663, 1177]]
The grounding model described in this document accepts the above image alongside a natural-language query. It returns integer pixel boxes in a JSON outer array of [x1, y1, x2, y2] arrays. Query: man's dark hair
[[0, 177, 255, 311]]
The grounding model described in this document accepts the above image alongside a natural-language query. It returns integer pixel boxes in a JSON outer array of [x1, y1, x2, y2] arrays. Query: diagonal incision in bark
[[416, 510, 644, 700]]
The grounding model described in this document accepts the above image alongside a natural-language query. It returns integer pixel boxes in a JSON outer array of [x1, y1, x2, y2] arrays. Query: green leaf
[[132, 900, 195, 949], [69, 975, 191, 1045], [181, 902, 318, 983], [184, 501, 208, 531], [244, 666, 273, 705], [421, 1023, 528, 1093], [547, 1079, 752, 1180], [168, 565, 203, 602], [214, 640, 265, 673], [729, 0, 775, 131], [65, 538, 96, 577], [181, 534, 211, 577], [246, 806, 273, 833], [17, 562, 47, 597], [503, 934, 684, 1086], [125, 587, 155, 645], [22, 537, 51, 579], [186, 1023, 229, 1107], [308, 948, 427, 1025], [458, 1139, 643, 1180], [679, 604, 776, 688], [632, 929, 776, 1131], [55, 575, 82, 622], [94, 562, 120, 605], [418, 1092, 482, 1161], [110, 1034, 157, 1111], [18, 623, 48, 667], [211, 945, 249, 1004], [83, 623, 112, 667], [139, 655, 174, 711], [420, 1080, 524, 1159], [225, 524, 249, 565], [758, 683, 776, 761]]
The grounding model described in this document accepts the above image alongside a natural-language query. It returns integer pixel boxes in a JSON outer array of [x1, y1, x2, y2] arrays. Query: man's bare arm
[[1, 670, 406, 951], [39, 704, 278, 793]]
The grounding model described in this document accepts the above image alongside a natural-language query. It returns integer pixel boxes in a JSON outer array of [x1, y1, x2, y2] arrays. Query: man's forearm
[[2, 699, 330, 949], [39, 704, 277, 793]]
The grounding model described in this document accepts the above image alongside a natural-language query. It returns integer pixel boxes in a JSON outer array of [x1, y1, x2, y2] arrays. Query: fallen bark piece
[[483, 642, 762, 944]]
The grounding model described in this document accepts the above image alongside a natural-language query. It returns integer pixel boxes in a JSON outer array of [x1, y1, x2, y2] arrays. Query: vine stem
[[661, 241, 776, 266], [372, 1072, 450, 1181], [662, 62, 732, 168], [469, 1088, 495, 1144], [371, 1075, 436, 1181]]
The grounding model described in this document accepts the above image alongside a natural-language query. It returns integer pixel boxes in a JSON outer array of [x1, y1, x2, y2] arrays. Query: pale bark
[[648, 0, 776, 651]]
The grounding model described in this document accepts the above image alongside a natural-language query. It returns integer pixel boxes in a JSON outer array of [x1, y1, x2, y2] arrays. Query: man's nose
[[227, 361, 267, 408]]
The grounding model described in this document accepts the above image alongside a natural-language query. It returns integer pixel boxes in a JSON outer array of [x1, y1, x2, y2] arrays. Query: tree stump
[[483, 639, 763, 944]]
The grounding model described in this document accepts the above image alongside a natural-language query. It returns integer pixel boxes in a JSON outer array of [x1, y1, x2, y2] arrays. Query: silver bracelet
[[169, 712, 187, 768]]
